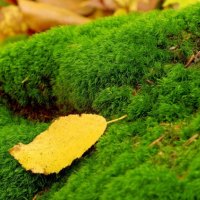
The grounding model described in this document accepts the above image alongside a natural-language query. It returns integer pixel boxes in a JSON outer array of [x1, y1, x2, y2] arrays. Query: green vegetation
[[0, 104, 57, 199], [0, 35, 28, 49], [39, 61, 200, 200], [0, 3, 200, 200], [92, 86, 133, 118], [0, 0, 8, 6], [0, 4, 199, 112]]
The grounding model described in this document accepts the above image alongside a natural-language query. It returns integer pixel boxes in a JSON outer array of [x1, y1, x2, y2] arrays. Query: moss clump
[[127, 64, 200, 122], [38, 114, 200, 200], [54, 5, 200, 112], [92, 86, 133, 118], [0, 104, 56, 200], [1, 3, 200, 200], [0, 35, 28, 49], [0, 14, 134, 109], [0, 4, 199, 112]]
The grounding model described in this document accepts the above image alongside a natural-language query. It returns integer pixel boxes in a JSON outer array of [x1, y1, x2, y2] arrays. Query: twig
[[149, 135, 165, 147], [194, 51, 200, 63], [32, 189, 48, 200], [183, 134, 199, 146], [185, 51, 200, 68], [146, 79, 154, 85], [107, 115, 127, 124], [185, 54, 195, 68]]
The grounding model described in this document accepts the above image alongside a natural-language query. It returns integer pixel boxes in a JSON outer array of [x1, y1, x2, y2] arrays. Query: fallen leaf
[[0, 5, 28, 41], [9, 114, 107, 174], [101, 0, 118, 10], [114, 0, 138, 11], [86, 0, 118, 11], [4, 0, 17, 5], [18, 0, 91, 32], [137, 0, 164, 11], [36, 0, 94, 16]]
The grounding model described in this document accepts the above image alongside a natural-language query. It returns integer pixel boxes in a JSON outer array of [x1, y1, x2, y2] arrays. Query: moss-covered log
[[0, 3, 200, 200], [0, 4, 199, 113]]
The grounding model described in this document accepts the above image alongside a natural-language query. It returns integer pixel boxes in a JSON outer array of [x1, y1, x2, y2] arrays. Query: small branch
[[32, 189, 48, 200], [107, 115, 127, 124], [149, 135, 165, 147], [145, 79, 154, 85], [183, 134, 199, 146], [185, 51, 200, 68], [185, 54, 195, 68], [194, 51, 200, 63]]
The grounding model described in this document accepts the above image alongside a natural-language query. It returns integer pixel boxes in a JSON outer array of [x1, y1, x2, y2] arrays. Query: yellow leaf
[[163, 0, 200, 8], [9, 114, 107, 175], [114, 8, 128, 16]]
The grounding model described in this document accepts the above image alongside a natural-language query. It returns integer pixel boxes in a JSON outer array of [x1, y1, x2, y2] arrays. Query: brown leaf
[[5, 0, 18, 5], [18, 0, 91, 32], [85, 0, 118, 11], [36, 0, 95, 16], [102, 0, 118, 10], [137, 0, 164, 11]]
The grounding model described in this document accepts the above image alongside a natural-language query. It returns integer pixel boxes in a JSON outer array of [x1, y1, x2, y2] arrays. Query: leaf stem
[[107, 115, 127, 124]]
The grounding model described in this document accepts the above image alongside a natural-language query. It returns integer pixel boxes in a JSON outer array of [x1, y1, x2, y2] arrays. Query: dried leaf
[[36, 0, 94, 16], [114, 0, 138, 11], [9, 114, 107, 175], [86, 0, 117, 11], [0, 5, 28, 41], [101, 0, 118, 10], [18, 0, 91, 32], [5, 0, 17, 5], [137, 0, 164, 11]]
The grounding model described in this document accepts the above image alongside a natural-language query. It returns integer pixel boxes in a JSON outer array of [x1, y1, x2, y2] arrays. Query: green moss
[[92, 86, 133, 118], [127, 64, 200, 122], [1, 3, 200, 200], [100, 165, 181, 200], [0, 35, 28, 49], [38, 114, 200, 200], [0, 4, 199, 112], [0, 104, 56, 200]]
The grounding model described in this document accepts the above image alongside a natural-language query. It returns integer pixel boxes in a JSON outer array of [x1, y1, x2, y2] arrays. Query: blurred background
[[0, 0, 199, 46]]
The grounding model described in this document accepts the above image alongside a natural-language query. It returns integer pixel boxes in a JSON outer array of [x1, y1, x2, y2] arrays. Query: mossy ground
[[0, 3, 200, 200]]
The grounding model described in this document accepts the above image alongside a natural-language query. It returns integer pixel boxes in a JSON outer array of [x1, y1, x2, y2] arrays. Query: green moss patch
[[0, 4, 199, 113], [0, 3, 200, 200], [0, 104, 56, 199]]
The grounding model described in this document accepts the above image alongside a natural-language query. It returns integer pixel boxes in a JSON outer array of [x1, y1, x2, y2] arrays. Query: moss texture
[[0, 3, 200, 200], [0, 4, 199, 112], [0, 104, 59, 199]]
